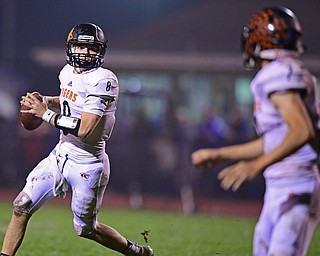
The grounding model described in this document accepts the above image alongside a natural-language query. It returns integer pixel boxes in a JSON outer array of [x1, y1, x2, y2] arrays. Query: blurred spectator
[[192, 110, 230, 199], [171, 107, 197, 215], [195, 110, 230, 149], [0, 64, 25, 188], [227, 106, 256, 145], [17, 123, 58, 182]]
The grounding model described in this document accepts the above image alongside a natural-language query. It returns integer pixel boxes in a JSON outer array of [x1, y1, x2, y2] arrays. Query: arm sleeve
[[264, 63, 306, 96], [83, 78, 118, 116]]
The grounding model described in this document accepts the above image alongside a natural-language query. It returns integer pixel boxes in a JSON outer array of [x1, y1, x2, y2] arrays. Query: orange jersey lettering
[[60, 88, 78, 102]]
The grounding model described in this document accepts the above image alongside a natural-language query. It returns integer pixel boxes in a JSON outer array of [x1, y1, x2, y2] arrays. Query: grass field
[[0, 202, 319, 256]]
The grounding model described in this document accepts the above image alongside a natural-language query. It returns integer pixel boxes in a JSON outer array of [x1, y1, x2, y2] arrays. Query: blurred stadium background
[[1, 0, 320, 215]]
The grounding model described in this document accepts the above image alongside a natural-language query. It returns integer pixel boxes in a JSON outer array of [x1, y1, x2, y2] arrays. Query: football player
[[1, 23, 153, 256], [191, 7, 320, 255]]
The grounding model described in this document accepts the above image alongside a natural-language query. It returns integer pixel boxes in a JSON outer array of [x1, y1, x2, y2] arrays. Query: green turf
[[0, 202, 319, 255]]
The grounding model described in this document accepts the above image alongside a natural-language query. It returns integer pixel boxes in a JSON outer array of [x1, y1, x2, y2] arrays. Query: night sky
[[9, 0, 208, 46], [1, 0, 319, 92]]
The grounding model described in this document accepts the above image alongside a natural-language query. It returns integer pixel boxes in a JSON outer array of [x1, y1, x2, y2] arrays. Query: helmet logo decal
[[80, 173, 90, 180], [67, 28, 74, 42], [78, 35, 94, 43]]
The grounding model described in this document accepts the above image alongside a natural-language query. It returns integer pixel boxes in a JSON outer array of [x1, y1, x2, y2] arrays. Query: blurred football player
[[1, 23, 153, 256], [191, 7, 320, 256]]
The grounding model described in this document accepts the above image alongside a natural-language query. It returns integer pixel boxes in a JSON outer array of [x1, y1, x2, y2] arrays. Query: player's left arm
[[42, 110, 101, 139], [77, 112, 101, 138], [72, 78, 118, 138], [51, 78, 118, 138], [218, 90, 315, 191], [26, 87, 114, 138]]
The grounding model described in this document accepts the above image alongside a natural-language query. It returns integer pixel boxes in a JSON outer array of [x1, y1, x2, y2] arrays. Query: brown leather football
[[19, 93, 43, 131]]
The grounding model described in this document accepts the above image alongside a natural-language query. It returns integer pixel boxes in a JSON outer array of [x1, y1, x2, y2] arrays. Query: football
[[19, 93, 43, 131]]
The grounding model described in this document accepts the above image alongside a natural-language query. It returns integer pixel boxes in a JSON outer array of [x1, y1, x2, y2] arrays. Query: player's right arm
[[23, 93, 93, 139], [45, 96, 60, 109], [191, 137, 263, 169], [22, 92, 60, 109]]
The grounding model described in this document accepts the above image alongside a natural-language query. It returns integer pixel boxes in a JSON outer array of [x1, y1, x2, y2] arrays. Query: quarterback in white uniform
[[1, 23, 153, 256], [191, 7, 320, 256]]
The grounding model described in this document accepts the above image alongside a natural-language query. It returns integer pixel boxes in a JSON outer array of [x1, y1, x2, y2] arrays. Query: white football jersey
[[251, 57, 320, 179], [57, 64, 119, 162]]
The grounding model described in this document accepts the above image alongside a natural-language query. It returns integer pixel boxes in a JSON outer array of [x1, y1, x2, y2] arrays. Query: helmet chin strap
[[259, 49, 300, 60]]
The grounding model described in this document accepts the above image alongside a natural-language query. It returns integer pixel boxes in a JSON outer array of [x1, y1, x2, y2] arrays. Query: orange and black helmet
[[66, 23, 107, 69], [241, 7, 304, 70]]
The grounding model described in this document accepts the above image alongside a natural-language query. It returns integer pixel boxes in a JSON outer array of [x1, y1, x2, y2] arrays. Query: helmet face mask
[[241, 7, 304, 70], [66, 23, 107, 69]]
